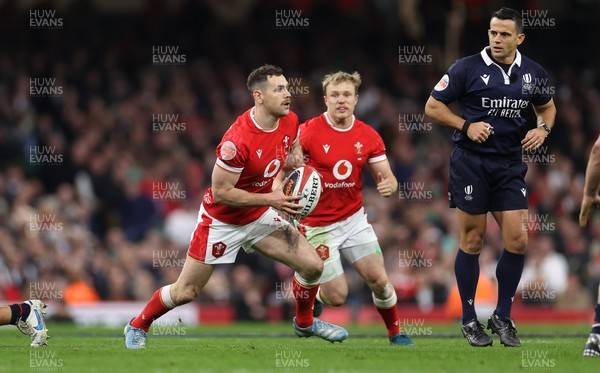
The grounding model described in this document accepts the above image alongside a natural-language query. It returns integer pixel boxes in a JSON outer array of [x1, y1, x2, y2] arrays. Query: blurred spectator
[[519, 235, 569, 305]]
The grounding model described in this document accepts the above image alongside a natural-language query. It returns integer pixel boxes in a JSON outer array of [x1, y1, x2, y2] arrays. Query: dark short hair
[[247, 64, 283, 91], [491, 7, 523, 34]]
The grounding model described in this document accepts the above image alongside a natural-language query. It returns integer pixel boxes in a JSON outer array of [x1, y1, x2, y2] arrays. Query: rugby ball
[[282, 165, 322, 219]]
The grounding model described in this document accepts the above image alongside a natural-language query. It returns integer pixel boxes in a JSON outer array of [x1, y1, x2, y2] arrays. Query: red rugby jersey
[[299, 113, 387, 226], [202, 107, 298, 224]]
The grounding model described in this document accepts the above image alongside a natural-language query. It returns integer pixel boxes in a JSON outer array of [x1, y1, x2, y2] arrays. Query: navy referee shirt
[[431, 47, 552, 158]]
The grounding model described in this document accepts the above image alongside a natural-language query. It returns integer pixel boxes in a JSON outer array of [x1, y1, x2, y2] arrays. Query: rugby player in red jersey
[[124, 65, 348, 349], [292, 71, 413, 346]]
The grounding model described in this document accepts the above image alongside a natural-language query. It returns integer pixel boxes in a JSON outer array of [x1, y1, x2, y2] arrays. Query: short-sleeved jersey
[[431, 47, 552, 158], [298, 113, 387, 226], [202, 108, 298, 225]]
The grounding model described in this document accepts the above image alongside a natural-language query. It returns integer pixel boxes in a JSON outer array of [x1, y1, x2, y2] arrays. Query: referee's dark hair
[[492, 7, 523, 34]]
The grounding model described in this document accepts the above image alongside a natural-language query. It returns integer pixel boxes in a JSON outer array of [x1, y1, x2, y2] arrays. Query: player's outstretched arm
[[580, 136, 600, 228], [425, 96, 493, 143], [368, 160, 397, 198], [211, 163, 302, 215]]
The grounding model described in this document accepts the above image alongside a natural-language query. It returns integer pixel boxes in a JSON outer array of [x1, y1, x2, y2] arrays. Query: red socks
[[292, 275, 319, 328], [130, 285, 176, 332], [376, 305, 400, 337]]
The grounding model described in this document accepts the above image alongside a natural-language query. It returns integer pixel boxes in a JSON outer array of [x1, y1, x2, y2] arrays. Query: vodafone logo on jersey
[[325, 160, 356, 189], [264, 159, 281, 178], [332, 160, 352, 180]]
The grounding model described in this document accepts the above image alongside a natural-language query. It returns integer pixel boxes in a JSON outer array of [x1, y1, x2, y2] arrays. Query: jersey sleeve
[[215, 130, 247, 173], [431, 58, 468, 105], [367, 129, 387, 164], [530, 66, 552, 106]]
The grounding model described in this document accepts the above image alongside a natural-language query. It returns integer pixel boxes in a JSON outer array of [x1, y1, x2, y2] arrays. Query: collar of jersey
[[480, 47, 521, 84], [250, 106, 279, 132], [480, 46, 522, 67], [323, 112, 355, 132]]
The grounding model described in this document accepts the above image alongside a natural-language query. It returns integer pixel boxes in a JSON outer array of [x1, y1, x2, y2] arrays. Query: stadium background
[[0, 0, 599, 326]]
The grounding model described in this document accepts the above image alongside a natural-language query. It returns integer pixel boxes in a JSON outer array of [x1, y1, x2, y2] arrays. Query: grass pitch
[[0, 322, 597, 373]]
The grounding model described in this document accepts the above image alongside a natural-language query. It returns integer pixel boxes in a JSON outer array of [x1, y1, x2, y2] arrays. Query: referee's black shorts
[[448, 147, 528, 214]]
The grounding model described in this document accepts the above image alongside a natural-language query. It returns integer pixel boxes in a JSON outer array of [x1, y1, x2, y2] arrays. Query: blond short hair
[[322, 71, 361, 95]]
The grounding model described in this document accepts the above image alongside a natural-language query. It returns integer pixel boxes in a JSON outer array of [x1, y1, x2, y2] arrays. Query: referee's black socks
[[9, 303, 32, 325]]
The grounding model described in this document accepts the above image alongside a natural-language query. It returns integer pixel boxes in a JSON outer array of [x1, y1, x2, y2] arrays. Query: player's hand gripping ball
[[282, 165, 322, 219]]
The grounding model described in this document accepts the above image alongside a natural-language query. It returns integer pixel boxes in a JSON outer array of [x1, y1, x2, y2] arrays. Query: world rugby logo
[[464, 185, 473, 201], [522, 73, 533, 93]]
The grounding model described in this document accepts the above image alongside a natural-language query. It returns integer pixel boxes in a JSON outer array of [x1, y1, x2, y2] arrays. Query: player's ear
[[517, 33, 525, 45], [253, 90, 263, 104]]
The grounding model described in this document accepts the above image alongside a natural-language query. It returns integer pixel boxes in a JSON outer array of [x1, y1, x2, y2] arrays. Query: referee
[[425, 7, 556, 347]]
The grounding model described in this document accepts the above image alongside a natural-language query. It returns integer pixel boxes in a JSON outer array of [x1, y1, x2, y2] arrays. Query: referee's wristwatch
[[538, 122, 551, 135]]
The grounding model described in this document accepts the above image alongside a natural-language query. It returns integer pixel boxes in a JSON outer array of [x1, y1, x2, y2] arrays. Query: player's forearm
[[212, 187, 272, 208], [284, 142, 305, 171], [424, 96, 464, 131], [583, 144, 600, 197], [535, 102, 556, 130]]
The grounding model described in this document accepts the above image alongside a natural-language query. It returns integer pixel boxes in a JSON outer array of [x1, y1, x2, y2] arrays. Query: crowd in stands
[[0, 0, 599, 321]]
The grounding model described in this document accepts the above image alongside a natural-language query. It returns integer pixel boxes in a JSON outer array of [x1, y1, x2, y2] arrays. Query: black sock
[[592, 304, 600, 334], [455, 249, 480, 324], [495, 249, 525, 319], [9, 303, 31, 325]]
